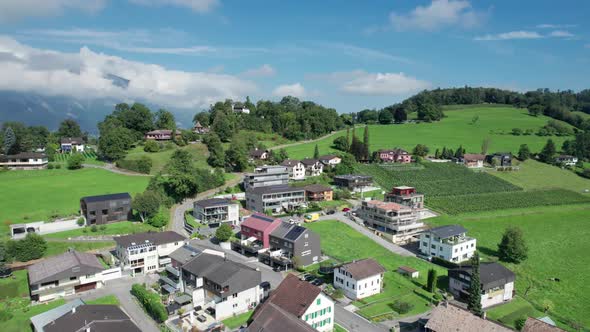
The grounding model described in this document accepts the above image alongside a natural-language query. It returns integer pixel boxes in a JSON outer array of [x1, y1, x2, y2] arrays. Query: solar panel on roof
[[285, 226, 305, 240], [255, 214, 276, 223]]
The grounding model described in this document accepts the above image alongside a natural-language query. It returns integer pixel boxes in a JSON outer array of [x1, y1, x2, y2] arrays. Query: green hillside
[[123, 142, 211, 174], [283, 106, 572, 159]]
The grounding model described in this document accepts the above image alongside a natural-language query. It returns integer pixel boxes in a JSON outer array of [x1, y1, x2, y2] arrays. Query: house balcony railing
[[166, 265, 181, 277], [160, 275, 181, 289], [442, 236, 475, 245], [159, 257, 172, 266]]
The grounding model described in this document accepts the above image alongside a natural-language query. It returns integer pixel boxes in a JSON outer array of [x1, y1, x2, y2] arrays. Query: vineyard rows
[[54, 151, 98, 163]]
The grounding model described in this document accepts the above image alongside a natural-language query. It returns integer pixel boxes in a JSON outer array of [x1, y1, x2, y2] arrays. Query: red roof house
[[240, 213, 282, 248]]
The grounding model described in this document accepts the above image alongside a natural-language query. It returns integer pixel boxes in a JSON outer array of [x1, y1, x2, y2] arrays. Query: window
[[232, 293, 238, 298], [316, 298, 321, 305], [422, 241, 427, 247], [431, 244, 436, 249], [102, 209, 108, 214], [69, 276, 77, 281], [439, 246, 443, 251]]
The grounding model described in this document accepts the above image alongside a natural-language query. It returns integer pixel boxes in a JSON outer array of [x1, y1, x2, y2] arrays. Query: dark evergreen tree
[[314, 144, 320, 159], [3, 127, 16, 154], [518, 144, 531, 160], [539, 139, 557, 163], [426, 269, 438, 292], [362, 126, 370, 160], [467, 251, 483, 316]]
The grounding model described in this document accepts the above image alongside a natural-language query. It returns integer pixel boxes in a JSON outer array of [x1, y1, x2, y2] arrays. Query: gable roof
[[114, 231, 186, 248], [247, 301, 316, 332], [450, 262, 515, 291], [241, 213, 281, 232], [169, 244, 203, 265], [30, 299, 85, 332], [266, 274, 322, 317], [194, 198, 237, 208], [43, 305, 141, 332], [522, 317, 565, 332], [300, 158, 320, 166], [425, 303, 512, 332], [427, 225, 468, 239], [28, 250, 104, 285], [339, 259, 386, 280], [463, 153, 486, 161], [271, 222, 309, 242], [281, 159, 303, 167], [249, 149, 268, 157], [318, 155, 340, 161], [60, 137, 84, 144], [304, 184, 333, 193], [80, 192, 131, 204], [146, 129, 173, 135]]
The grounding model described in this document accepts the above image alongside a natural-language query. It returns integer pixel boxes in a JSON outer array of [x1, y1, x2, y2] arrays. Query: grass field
[[284, 106, 572, 159], [85, 295, 120, 305], [123, 142, 210, 174], [0, 270, 29, 299], [1, 298, 66, 332], [305, 220, 446, 321], [45, 241, 115, 257], [44, 221, 158, 239], [222, 310, 253, 329], [0, 168, 149, 236], [428, 204, 590, 329]]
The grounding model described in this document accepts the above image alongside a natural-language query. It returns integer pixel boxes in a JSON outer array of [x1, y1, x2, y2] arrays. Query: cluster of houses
[[0, 136, 85, 170], [248, 150, 341, 179]]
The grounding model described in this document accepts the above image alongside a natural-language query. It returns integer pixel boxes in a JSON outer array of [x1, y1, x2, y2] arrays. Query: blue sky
[[0, 0, 588, 116]]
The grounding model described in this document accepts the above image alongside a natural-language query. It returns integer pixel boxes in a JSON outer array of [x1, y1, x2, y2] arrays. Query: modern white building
[[357, 200, 423, 244], [243, 165, 289, 190], [114, 231, 186, 276], [60, 137, 85, 153], [333, 259, 386, 300], [419, 225, 476, 263], [301, 158, 324, 177], [281, 159, 306, 180], [449, 262, 515, 308], [180, 252, 263, 321], [193, 198, 240, 226]]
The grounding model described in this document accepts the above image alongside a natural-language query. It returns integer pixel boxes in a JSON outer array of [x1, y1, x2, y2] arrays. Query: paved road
[[169, 173, 243, 236], [66, 274, 160, 332], [318, 212, 415, 257], [82, 163, 151, 176], [335, 304, 389, 332]]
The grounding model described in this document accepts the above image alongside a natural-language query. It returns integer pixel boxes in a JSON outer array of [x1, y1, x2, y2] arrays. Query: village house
[[555, 154, 578, 166], [192, 121, 210, 134], [318, 155, 341, 167], [193, 198, 240, 227], [245, 185, 306, 214], [114, 231, 186, 276], [333, 258, 386, 300], [243, 165, 289, 190], [333, 174, 373, 192], [487, 152, 513, 167], [30, 301, 141, 332], [424, 303, 512, 332], [304, 184, 333, 202], [377, 148, 412, 163], [385, 186, 424, 210], [28, 250, 105, 302], [246, 300, 316, 332], [281, 159, 306, 180], [448, 262, 515, 308], [80, 193, 132, 225], [301, 158, 324, 177], [144, 129, 179, 141], [0, 152, 48, 169], [259, 222, 321, 269], [256, 274, 334, 332], [59, 137, 85, 153], [233, 213, 283, 254], [180, 253, 263, 321], [233, 103, 251, 114], [419, 225, 477, 263], [460, 153, 486, 168], [357, 200, 424, 243], [249, 148, 269, 161]]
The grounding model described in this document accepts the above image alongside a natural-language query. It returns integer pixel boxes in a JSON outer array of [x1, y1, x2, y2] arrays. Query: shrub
[[99, 225, 107, 231], [116, 156, 152, 174], [90, 225, 98, 232], [6, 233, 47, 262], [215, 224, 234, 242], [47, 163, 55, 170], [144, 140, 160, 153], [391, 301, 414, 314], [511, 128, 523, 136], [77, 217, 85, 226], [332, 288, 344, 299], [55, 164, 62, 169], [131, 284, 168, 323], [67, 153, 85, 170], [515, 316, 527, 331]]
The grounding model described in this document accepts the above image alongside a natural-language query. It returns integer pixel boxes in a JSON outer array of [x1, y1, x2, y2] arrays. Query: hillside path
[[268, 129, 345, 151], [82, 163, 151, 176], [169, 173, 243, 236]]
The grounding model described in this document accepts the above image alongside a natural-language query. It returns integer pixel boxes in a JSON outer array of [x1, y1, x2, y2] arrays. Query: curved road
[[82, 163, 151, 176]]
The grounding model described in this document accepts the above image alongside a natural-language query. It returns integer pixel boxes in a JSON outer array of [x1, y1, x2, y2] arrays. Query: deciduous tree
[[498, 227, 528, 263]]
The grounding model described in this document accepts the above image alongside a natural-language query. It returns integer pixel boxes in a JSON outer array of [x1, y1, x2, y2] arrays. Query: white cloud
[[272, 83, 306, 98], [389, 0, 484, 31], [321, 70, 430, 96], [0, 0, 105, 23], [548, 30, 574, 38], [321, 42, 413, 64], [241, 64, 276, 77], [129, 0, 219, 13], [536, 24, 576, 29], [0, 36, 257, 109], [474, 30, 543, 41]]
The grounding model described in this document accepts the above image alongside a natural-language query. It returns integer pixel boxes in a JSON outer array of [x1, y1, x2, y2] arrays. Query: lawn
[[222, 310, 253, 329], [240, 130, 293, 148], [123, 142, 210, 174], [44, 221, 158, 239], [0, 270, 29, 299], [304, 220, 446, 321], [45, 241, 115, 257], [0, 168, 149, 236], [85, 295, 120, 305], [491, 159, 590, 193], [1, 298, 66, 332], [334, 323, 348, 332], [284, 106, 571, 159], [428, 204, 590, 329]]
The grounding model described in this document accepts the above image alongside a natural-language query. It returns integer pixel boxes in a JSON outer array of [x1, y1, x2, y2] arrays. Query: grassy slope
[[0, 168, 149, 235], [1, 298, 66, 332], [45, 241, 115, 257], [491, 159, 590, 193], [428, 205, 590, 329], [124, 143, 210, 174], [305, 220, 446, 320], [85, 295, 120, 305], [0, 270, 29, 299], [222, 310, 253, 329], [284, 106, 571, 159], [44, 221, 158, 239]]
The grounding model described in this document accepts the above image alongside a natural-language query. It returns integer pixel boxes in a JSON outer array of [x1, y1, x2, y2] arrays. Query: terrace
[[230, 237, 264, 254]]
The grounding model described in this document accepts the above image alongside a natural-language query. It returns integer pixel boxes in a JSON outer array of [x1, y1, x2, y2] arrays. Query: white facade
[[117, 241, 184, 276], [555, 155, 578, 166], [193, 201, 240, 226], [32, 273, 105, 302], [321, 157, 341, 167], [189, 284, 263, 321], [301, 292, 334, 332], [449, 276, 514, 308], [304, 162, 324, 177], [286, 162, 306, 180], [419, 231, 476, 263], [61, 143, 85, 152], [333, 269, 383, 300]]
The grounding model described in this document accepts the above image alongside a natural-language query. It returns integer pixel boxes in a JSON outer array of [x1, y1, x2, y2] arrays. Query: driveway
[[318, 212, 415, 257], [65, 274, 160, 332], [335, 304, 389, 332]]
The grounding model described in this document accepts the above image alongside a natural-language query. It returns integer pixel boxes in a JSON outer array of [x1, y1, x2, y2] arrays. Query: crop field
[[429, 205, 590, 329], [53, 151, 104, 165], [283, 106, 572, 159], [0, 168, 149, 236]]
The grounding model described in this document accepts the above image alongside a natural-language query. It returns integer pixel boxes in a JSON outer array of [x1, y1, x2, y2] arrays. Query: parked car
[[304, 275, 315, 282], [326, 210, 336, 215], [417, 253, 432, 262], [342, 207, 351, 212], [197, 315, 207, 323], [312, 279, 324, 286], [205, 307, 216, 316]]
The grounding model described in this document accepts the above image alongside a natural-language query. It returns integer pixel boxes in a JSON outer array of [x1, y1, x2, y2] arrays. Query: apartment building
[[357, 200, 423, 243], [193, 198, 240, 227], [245, 185, 305, 214], [28, 250, 105, 302], [419, 225, 476, 263], [0, 152, 48, 169], [281, 159, 306, 180], [333, 259, 386, 300], [80, 193, 132, 225], [243, 165, 289, 190], [377, 148, 411, 163], [333, 174, 373, 192], [259, 222, 321, 269], [304, 184, 333, 202], [449, 262, 515, 308], [385, 186, 424, 210], [301, 158, 324, 177], [114, 231, 186, 276], [180, 253, 263, 321]]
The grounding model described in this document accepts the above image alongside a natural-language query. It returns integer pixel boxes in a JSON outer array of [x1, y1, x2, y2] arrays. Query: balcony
[[159, 257, 172, 266], [166, 265, 180, 277], [160, 275, 181, 290]]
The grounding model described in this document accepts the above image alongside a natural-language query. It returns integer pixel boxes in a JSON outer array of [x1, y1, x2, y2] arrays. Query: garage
[[75, 282, 97, 293]]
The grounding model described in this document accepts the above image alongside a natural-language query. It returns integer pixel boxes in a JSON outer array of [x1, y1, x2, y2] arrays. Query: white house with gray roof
[[28, 250, 105, 302], [193, 198, 239, 227], [419, 225, 476, 263]]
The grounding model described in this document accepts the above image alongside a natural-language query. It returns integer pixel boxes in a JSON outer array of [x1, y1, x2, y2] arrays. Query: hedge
[[116, 157, 152, 174], [130, 283, 168, 322]]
